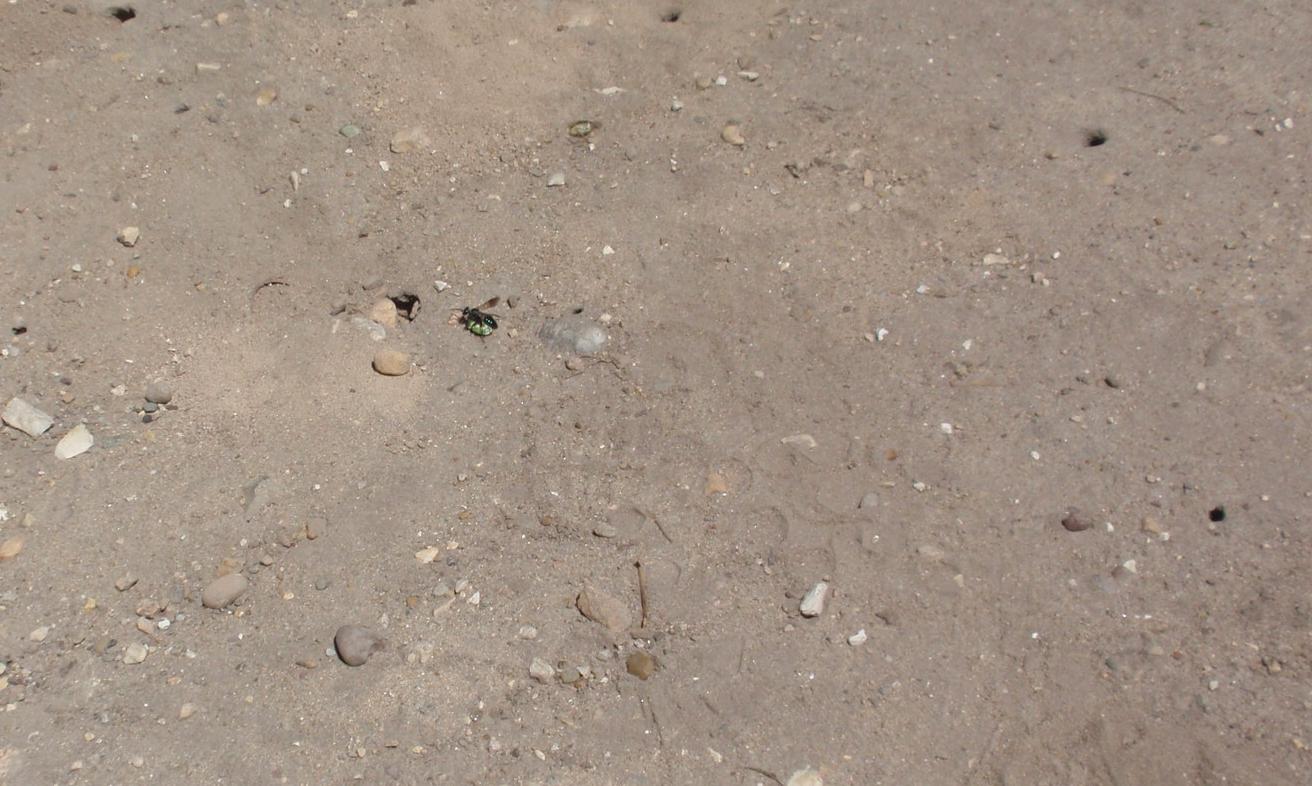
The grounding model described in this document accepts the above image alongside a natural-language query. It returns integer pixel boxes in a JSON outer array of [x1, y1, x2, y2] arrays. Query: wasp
[[455, 297, 501, 336]]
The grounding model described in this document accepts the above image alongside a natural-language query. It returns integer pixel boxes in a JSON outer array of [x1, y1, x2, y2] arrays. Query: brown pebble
[[704, 472, 729, 495], [576, 583, 632, 636], [1141, 515, 1163, 534], [334, 625, 385, 666], [1060, 509, 1093, 532], [368, 298, 398, 327], [0, 537, 24, 561], [201, 573, 249, 609], [372, 349, 411, 376], [626, 651, 658, 680]]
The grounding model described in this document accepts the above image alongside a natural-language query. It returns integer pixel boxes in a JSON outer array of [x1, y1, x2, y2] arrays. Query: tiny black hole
[[572, 306, 585, 315], [109, 6, 136, 21], [1208, 506, 1226, 523], [12, 326, 27, 335], [1085, 129, 1108, 147], [661, 10, 681, 22]]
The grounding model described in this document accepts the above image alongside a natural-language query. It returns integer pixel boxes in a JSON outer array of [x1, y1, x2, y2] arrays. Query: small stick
[[742, 765, 785, 785], [249, 277, 289, 310], [649, 514, 674, 544], [635, 560, 650, 629], [1119, 86, 1185, 114]]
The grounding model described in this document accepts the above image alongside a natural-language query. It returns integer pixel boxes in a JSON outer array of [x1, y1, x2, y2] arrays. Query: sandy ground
[[2, 1, 1311, 784]]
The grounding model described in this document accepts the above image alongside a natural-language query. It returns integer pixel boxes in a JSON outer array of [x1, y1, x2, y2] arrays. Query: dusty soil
[[2, 1, 1311, 784]]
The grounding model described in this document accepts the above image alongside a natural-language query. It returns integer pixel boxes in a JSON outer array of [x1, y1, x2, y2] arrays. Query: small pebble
[[592, 523, 617, 538], [848, 629, 868, 646], [369, 299, 398, 327], [29, 626, 50, 642], [1061, 509, 1093, 532], [799, 582, 829, 617], [179, 703, 196, 719], [721, 123, 746, 146], [339, 124, 362, 138], [529, 657, 555, 683], [54, 424, 94, 460], [0, 537, 24, 561], [314, 577, 331, 591], [2, 397, 54, 438], [201, 573, 249, 609], [517, 625, 538, 640], [145, 381, 174, 405], [117, 227, 140, 247], [389, 126, 430, 154], [546, 172, 566, 187], [576, 583, 631, 635], [334, 625, 385, 666], [123, 642, 148, 665], [787, 768, 824, 786], [858, 491, 879, 510], [626, 651, 658, 680], [372, 349, 411, 376]]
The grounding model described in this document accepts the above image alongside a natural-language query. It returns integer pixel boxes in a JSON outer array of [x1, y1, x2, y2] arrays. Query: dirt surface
[[2, 1, 1311, 784]]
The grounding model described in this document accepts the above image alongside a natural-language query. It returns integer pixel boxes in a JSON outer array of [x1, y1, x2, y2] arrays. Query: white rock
[[54, 424, 93, 460], [123, 642, 148, 665], [529, 657, 555, 683], [781, 433, 817, 449], [787, 768, 824, 786], [2, 397, 54, 437], [800, 582, 830, 617], [981, 252, 1010, 266], [546, 172, 566, 187], [117, 226, 140, 247], [848, 629, 868, 646]]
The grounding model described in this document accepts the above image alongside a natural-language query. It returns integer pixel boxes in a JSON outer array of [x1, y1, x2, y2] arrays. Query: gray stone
[[242, 476, 274, 516], [529, 657, 555, 683], [858, 492, 879, 510], [539, 316, 608, 355], [334, 625, 385, 666], [123, 642, 148, 665], [201, 574, 249, 609], [144, 381, 173, 405], [2, 397, 54, 438], [546, 172, 566, 187]]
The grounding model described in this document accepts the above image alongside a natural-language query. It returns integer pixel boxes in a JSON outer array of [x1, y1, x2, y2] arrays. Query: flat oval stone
[[201, 574, 249, 609], [145, 381, 174, 405], [372, 349, 411, 376]]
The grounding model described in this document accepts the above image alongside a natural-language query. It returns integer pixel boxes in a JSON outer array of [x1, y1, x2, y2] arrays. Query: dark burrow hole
[[390, 293, 421, 321], [571, 306, 585, 314], [12, 326, 27, 335], [1085, 129, 1109, 147], [1208, 506, 1226, 523], [108, 6, 136, 22], [661, 9, 681, 22]]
